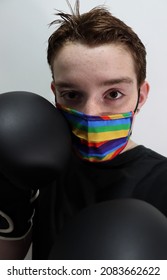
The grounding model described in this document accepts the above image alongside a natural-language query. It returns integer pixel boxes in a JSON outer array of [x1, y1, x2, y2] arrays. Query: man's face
[[52, 42, 148, 115]]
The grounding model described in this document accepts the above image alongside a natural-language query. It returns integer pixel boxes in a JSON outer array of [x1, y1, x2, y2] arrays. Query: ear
[[137, 81, 150, 110], [51, 81, 57, 104], [51, 80, 56, 94]]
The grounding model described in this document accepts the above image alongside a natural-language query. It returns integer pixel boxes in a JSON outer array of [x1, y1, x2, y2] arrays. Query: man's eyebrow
[[55, 81, 77, 88], [101, 77, 134, 86], [55, 78, 134, 88]]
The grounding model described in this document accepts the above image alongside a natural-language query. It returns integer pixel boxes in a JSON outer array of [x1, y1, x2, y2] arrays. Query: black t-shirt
[[32, 145, 167, 259]]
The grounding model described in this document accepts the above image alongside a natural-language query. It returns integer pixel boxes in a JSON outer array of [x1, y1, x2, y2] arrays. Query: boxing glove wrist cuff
[[0, 209, 34, 241], [0, 174, 39, 240]]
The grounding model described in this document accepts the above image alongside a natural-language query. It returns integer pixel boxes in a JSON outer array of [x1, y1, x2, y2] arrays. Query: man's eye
[[106, 91, 123, 100], [62, 91, 80, 100]]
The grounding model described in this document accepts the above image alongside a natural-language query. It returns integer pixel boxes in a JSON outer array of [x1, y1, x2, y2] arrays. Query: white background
[[0, 0, 167, 156]]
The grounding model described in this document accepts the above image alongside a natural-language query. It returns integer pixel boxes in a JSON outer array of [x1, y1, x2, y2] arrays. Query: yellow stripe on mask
[[73, 128, 129, 142]]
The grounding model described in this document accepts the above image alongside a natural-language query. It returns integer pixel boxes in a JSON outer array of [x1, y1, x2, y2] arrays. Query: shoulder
[[132, 146, 167, 216], [144, 146, 167, 160], [143, 146, 167, 172], [131, 145, 167, 167], [133, 145, 167, 182]]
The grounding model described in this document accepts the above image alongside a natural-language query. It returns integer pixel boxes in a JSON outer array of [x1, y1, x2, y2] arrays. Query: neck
[[122, 139, 138, 153]]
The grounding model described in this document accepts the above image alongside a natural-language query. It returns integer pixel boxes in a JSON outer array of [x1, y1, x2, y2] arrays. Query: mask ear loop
[[134, 89, 140, 113], [128, 89, 140, 138]]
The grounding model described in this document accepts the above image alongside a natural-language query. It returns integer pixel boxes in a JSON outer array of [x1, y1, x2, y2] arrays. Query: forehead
[[52, 42, 137, 83]]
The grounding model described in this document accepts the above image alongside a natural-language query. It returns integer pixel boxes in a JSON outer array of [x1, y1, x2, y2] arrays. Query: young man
[[1, 1, 167, 259], [32, 1, 167, 259]]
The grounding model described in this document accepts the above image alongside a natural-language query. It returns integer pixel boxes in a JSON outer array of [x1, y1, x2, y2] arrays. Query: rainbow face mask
[[57, 104, 134, 163]]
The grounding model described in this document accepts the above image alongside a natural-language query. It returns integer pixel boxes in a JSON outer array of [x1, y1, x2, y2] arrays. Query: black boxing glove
[[49, 199, 167, 260], [0, 91, 71, 239], [0, 91, 71, 190]]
